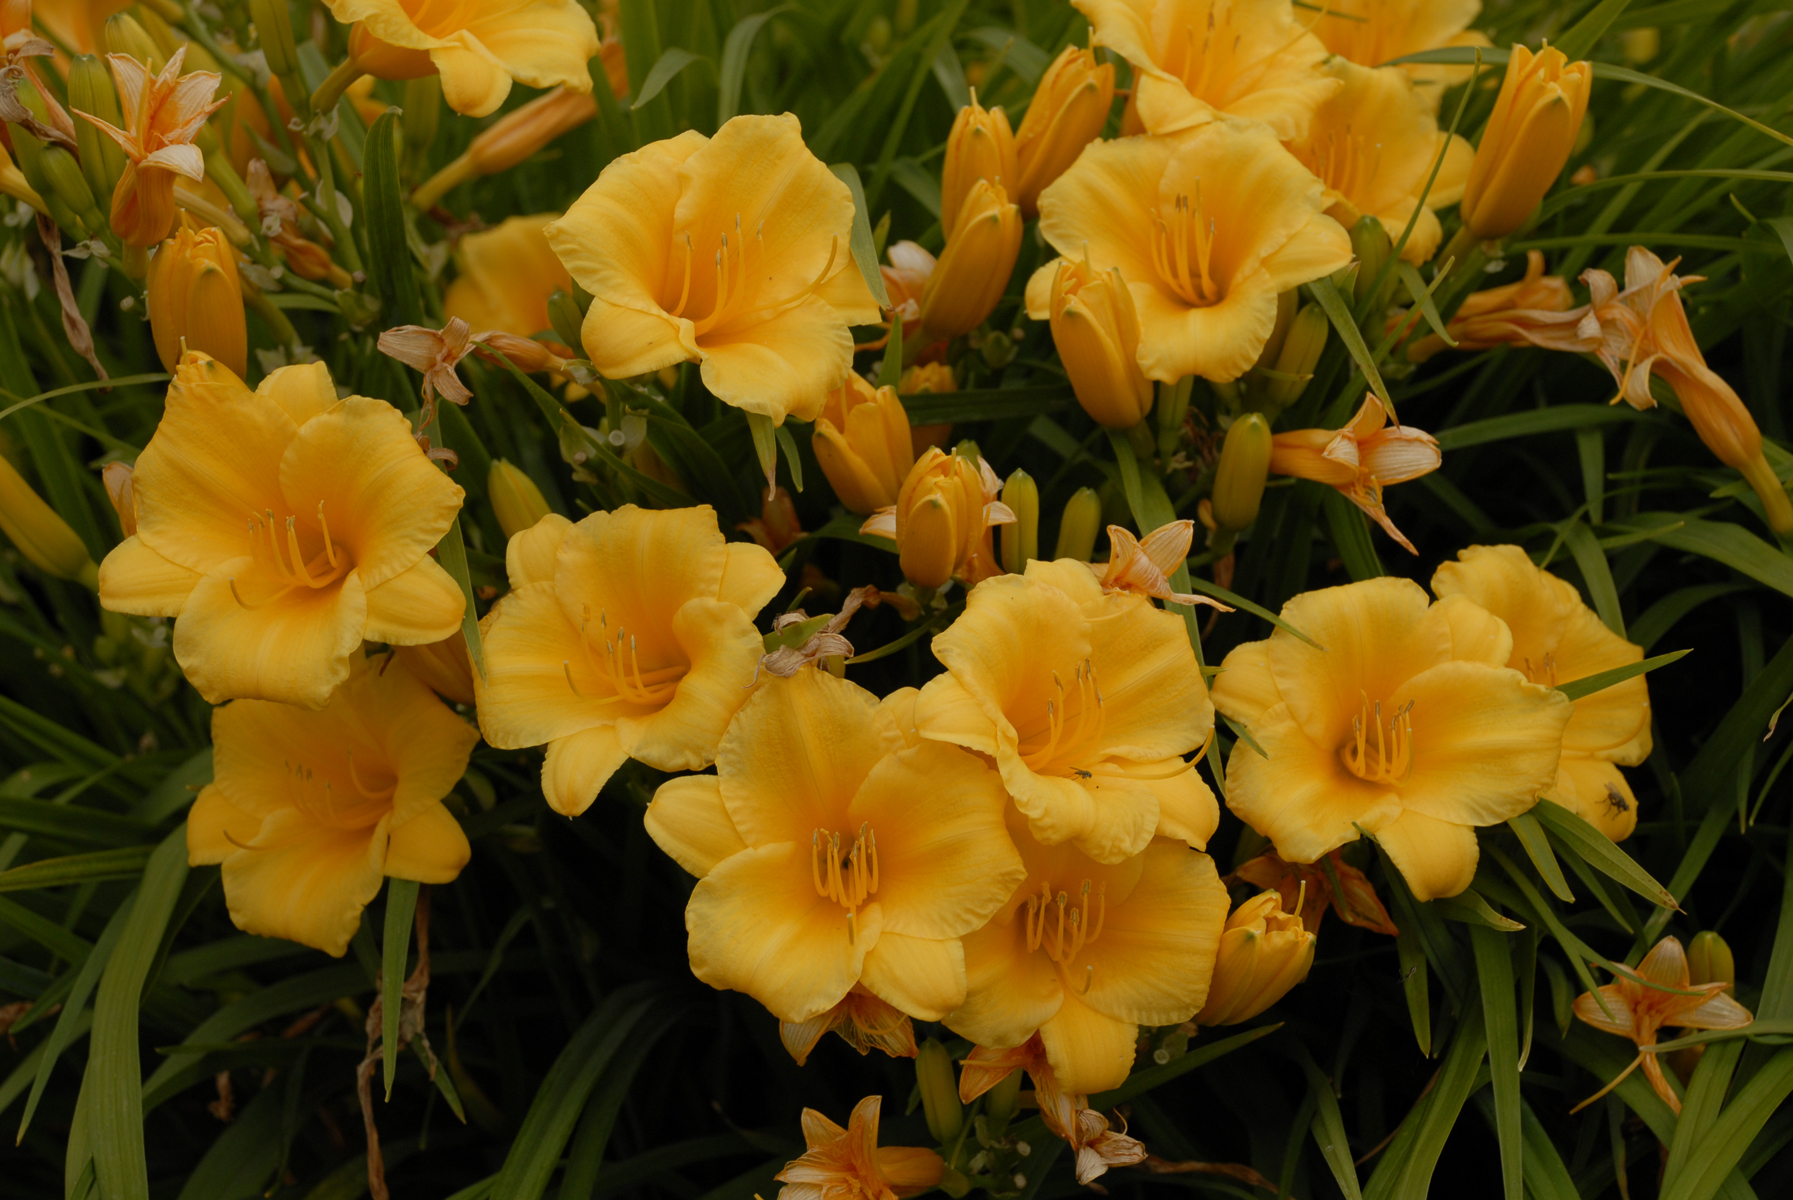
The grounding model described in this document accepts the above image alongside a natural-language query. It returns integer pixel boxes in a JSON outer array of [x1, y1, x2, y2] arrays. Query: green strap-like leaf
[[381, 878, 419, 1100], [717, 8, 788, 125], [1531, 798, 1679, 907], [1508, 811, 1575, 903], [1470, 926, 1523, 1200], [632, 47, 707, 112], [363, 111, 422, 328]]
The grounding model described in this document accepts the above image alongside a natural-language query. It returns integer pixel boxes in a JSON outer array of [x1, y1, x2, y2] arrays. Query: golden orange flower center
[[1305, 127, 1386, 202], [1018, 659, 1107, 771], [1522, 652, 1559, 687], [565, 607, 688, 707], [1161, 11, 1260, 100], [662, 215, 839, 337], [1022, 877, 1107, 989], [281, 752, 396, 832], [811, 823, 880, 943], [1150, 192, 1221, 307], [1340, 694, 1414, 784], [229, 503, 351, 609]]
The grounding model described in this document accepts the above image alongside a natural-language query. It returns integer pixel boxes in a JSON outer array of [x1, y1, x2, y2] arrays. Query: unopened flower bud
[[941, 93, 1016, 239], [870, 446, 1005, 590], [1049, 257, 1151, 429], [1687, 931, 1735, 994], [1013, 44, 1114, 218], [1260, 303, 1329, 412], [68, 55, 128, 213], [488, 460, 553, 539], [104, 13, 166, 71], [1350, 215, 1393, 309], [0, 454, 99, 588], [983, 1065, 1022, 1129], [102, 462, 137, 537], [1210, 414, 1272, 532], [919, 179, 1021, 342], [147, 225, 247, 378], [917, 1039, 964, 1145], [1196, 889, 1316, 1025], [1000, 468, 1038, 573], [814, 374, 913, 515], [412, 87, 599, 211], [548, 290, 587, 351], [1054, 486, 1103, 562], [396, 633, 476, 707], [475, 331, 567, 374], [403, 76, 443, 157], [1460, 45, 1592, 240], [38, 145, 103, 236], [248, 0, 299, 87]]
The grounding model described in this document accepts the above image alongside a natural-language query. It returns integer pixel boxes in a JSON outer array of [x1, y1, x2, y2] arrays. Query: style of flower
[[1210, 576, 1573, 901], [1572, 935, 1753, 1114], [1402, 249, 1572, 362], [77, 46, 225, 247], [917, 561, 1219, 863], [1233, 848, 1400, 935], [546, 114, 881, 425], [1431, 544, 1652, 840], [187, 652, 479, 957], [780, 987, 918, 1067], [645, 668, 1023, 1024], [329, 0, 601, 117], [1027, 119, 1353, 383], [1314, 0, 1493, 108], [774, 1096, 944, 1200], [946, 815, 1228, 1094], [97, 354, 467, 709], [443, 214, 574, 352], [1284, 59, 1473, 264], [475, 504, 784, 817], [1077, 0, 1337, 139], [1268, 396, 1440, 553]]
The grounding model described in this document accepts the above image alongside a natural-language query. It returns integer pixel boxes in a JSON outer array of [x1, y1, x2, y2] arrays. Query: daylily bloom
[[1572, 935, 1753, 1114], [1027, 120, 1353, 383], [1077, 0, 1337, 139], [187, 652, 479, 957], [861, 447, 1013, 591], [1048, 256, 1153, 430], [476, 505, 784, 816], [1012, 44, 1115, 216], [916, 560, 1219, 863], [942, 92, 1017, 236], [1516, 247, 1793, 532], [814, 373, 915, 515], [1314, 0, 1493, 108], [97, 354, 467, 709], [1234, 848, 1399, 935], [780, 987, 918, 1067], [444, 214, 574, 352], [1459, 44, 1592, 240], [1210, 576, 1573, 901], [774, 1096, 944, 1200], [329, 0, 600, 117], [1402, 249, 1572, 362], [645, 668, 1023, 1023], [77, 46, 225, 247], [147, 222, 246, 377], [1194, 888, 1315, 1024], [946, 816, 1228, 1093], [1285, 60, 1473, 264], [1268, 396, 1440, 553], [546, 114, 881, 425], [1432, 544, 1652, 840]]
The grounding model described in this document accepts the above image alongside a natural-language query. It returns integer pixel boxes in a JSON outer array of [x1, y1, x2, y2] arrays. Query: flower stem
[[310, 57, 367, 118]]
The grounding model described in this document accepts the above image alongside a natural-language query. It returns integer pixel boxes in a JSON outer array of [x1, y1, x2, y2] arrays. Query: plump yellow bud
[[147, 225, 247, 378], [1054, 486, 1103, 562], [899, 362, 956, 394], [0, 454, 99, 588], [412, 87, 599, 210], [999, 468, 1038, 573], [919, 179, 1021, 342], [814, 374, 915, 515], [890, 447, 997, 589], [941, 93, 1016, 239], [1688, 931, 1735, 994], [1196, 890, 1316, 1026], [104, 13, 166, 70], [1211, 415, 1273, 532], [1260, 303, 1330, 412], [1013, 44, 1115, 218], [488, 460, 553, 539], [1048, 257, 1151, 429], [68, 56, 128, 214], [1460, 45, 1592, 240], [916, 1039, 965, 1144]]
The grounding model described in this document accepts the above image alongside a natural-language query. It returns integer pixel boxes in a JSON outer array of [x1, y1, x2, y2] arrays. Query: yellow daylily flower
[[941, 92, 1017, 237], [775, 1096, 944, 1200], [1314, 0, 1493, 108], [187, 652, 479, 958], [916, 560, 1219, 863], [946, 814, 1228, 1094], [645, 669, 1024, 1024], [329, 0, 600, 118], [546, 114, 881, 425], [444, 214, 574, 352], [1026, 120, 1353, 383], [1285, 60, 1473, 264], [475, 505, 784, 817], [1210, 576, 1573, 901], [1431, 544, 1652, 840], [97, 354, 467, 709], [1048, 256, 1153, 430], [1076, 0, 1337, 139], [1268, 396, 1440, 554]]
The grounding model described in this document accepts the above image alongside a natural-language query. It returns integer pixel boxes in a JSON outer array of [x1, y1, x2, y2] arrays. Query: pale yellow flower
[[1459, 44, 1592, 240], [77, 47, 225, 247], [188, 652, 478, 957], [860, 447, 1014, 591], [775, 1097, 944, 1200], [1268, 396, 1440, 553]]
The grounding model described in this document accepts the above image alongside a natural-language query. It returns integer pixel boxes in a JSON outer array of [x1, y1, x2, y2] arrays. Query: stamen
[[317, 502, 338, 567]]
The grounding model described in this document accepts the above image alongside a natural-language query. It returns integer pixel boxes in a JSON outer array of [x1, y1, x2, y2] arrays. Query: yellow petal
[[1225, 701, 1404, 863], [1138, 763, 1220, 850], [555, 506, 728, 658], [698, 295, 857, 424], [219, 808, 387, 957], [542, 725, 630, 817], [210, 692, 354, 820], [645, 774, 747, 876], [364, 557, 466, 646], [1573, 984, 1637, 1037], [1431, 544, 1569, 670], [431, 36, 515, 118], [1131, 269, 1278, 382], [1395, 660, 1570, 827], [1209, 638, 1282, 728], [1036, 136, 1168, 317], [577, 293, 694, 380], [1374, 809, 1479, 901], [506, 512, 572, 590], [685, 841, 881, 1022], [256, 362, 339, 427], [452, 0, 601, 91], [281, 397, 465, 590], [1079, 840, 1227, 1026], [385, 803, 471, 883], [716, 541, 786, 618], [1430, 593, 1514, 668], [1674, 990, 1754, 1031], [1038, 991, 1139, 1095], [1083, 593, 1211, 760], [928, 574, 1090, 744], [98, 535, 200, 617], [615, 597, 765, 772], [948, 903, 1064, 1048], [188, 784, 260, 865], [173, 563, 368, 708], [1258, 212, 1355, 293], [1548, 756, 1639, 842], [475, 581, 628, 750], [358, 660, 480, 825], [1555, 606, 1651, 757], [1002, 766, 1159, 865], [860, 933, 967, 1022]]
